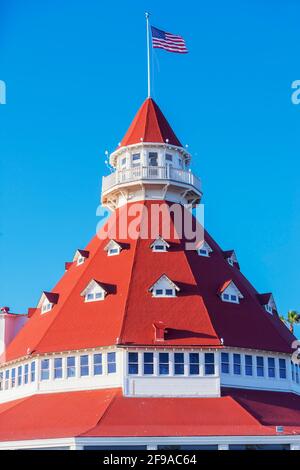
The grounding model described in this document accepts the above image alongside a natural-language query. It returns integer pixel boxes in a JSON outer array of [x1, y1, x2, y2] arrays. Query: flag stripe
[[152, 39, 187, 49]]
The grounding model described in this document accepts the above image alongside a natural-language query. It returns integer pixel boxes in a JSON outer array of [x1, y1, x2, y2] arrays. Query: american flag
[[151, 26, 188, 54]]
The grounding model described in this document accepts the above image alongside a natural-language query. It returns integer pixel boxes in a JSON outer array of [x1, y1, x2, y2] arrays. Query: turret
[[101, 98, 202, 210]]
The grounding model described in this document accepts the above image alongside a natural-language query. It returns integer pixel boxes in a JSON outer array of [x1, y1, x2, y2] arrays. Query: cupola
[[101, 98, 202, 210]]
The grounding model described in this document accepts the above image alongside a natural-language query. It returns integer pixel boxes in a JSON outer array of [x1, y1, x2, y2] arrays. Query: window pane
[[24, 364, 29, 384], [143, 353, 153, 375], [108, 352, 116, 374], [11, 369, 16, 387], [93, 354, 102, 375], [80, 355, 89, 377], [67, 356, 76, 378], [233, 354, 241, 375], [31, 362, 36, 382], [221, 352, 230, 374], [268, 357, 275, 378], [245, 355, 253, 376], [17, 366, 22, 386], [174, 353, 184, 375], [159, 353, 169, 375], [54, 358, 63, 379], [205, 353, 215, 375], [128, 353, 139, 375], [41, 359, 49, 381], [279, 358, 287, 379], [256, 356, 264, 377]]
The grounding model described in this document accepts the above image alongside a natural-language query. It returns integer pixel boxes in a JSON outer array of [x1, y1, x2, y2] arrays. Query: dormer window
[[197, 241, 213, 257], [265, 304, 273, 314], [223, 250, 238, 267], [166, 153, 173, 162], [257, 293, 277, 315], [218, 280, 243, 304], [81, 279, 107, 303], [150, 237, 170, 252], [104, 239, 122, 256], [121, 157, 126, 167], [149, 274, 180, 298], [42, 302, 52, 313], [38, 292, 59, 314], [73, 249, 89, 266]]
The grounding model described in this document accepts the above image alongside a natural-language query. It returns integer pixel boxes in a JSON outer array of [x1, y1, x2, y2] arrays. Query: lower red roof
[[0, 388, 299, 442]]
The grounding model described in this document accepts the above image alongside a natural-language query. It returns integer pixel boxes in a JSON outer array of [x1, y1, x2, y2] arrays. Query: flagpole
[[145, 12, 151, 98]]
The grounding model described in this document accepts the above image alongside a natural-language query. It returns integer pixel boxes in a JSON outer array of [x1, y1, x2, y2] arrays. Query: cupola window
[[81, 279, 107, 303], [149, 274, 180, 298], [132, 153, 141, 167], [149, 152, 158, 166], [166, 153, 173, 162]]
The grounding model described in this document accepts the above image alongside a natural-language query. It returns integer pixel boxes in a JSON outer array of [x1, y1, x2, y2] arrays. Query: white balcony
[[102, 166, 202, 195]]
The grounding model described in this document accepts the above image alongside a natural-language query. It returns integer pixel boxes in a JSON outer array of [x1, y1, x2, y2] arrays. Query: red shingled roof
[[3, 200, 294, 363], [0, 387, 300, 441], [120, 98, 182, 148]]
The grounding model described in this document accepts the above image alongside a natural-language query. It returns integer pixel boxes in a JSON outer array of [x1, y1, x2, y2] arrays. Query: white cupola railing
[[102, 165, 202, 194]]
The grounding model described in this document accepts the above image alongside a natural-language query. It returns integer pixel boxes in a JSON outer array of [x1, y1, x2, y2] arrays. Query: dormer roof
[[149, 274, 180, 293]]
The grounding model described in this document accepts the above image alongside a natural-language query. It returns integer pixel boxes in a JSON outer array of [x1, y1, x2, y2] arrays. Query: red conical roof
[[120, 98, 182, 147], [3, 200, 294, 363]]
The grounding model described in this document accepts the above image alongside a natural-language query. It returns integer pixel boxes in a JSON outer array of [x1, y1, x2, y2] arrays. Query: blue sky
[[1, 0, 300, 335]]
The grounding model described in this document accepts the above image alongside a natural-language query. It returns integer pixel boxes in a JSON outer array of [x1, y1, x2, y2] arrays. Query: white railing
[[102, 166, 202, 193]]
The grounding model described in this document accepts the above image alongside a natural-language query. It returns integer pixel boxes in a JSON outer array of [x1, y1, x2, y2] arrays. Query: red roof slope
[[1, 388, 300, 441], [0, 389, 274, 441], [120, 98, 182, 148], [3, 200, 294, 362], [222, 388, 300, 429]]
